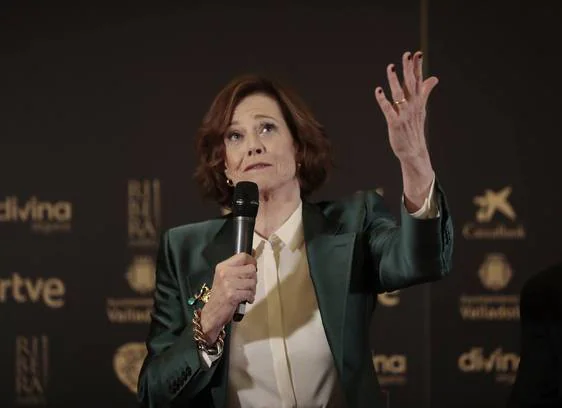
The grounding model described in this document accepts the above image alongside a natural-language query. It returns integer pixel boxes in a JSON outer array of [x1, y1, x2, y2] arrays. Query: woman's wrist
[[193, 307, 225, 356], [199, 308, 220, 344]]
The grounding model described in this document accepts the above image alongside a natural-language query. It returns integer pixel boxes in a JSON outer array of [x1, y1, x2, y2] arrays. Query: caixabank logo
[[459, 254, 519, 321], [0, 196, 72, 233], [462, 186, 525, 240], [106, 256, 155, 324], [458, 347, 519, 384]]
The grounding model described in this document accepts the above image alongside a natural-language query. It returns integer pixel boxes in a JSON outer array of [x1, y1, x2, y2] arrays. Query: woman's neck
[[254, 179, 301, 239]]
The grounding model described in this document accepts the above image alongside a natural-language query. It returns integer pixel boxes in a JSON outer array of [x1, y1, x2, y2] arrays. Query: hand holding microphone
[[200, 182, 259, 343]]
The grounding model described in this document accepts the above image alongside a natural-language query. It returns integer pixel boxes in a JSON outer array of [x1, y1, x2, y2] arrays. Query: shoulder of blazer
[[162, 215, 229, 254], [305, 189, 389, 234]]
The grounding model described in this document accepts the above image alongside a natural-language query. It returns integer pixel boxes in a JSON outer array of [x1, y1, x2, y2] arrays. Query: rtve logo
[[0, 273, 65, 308]]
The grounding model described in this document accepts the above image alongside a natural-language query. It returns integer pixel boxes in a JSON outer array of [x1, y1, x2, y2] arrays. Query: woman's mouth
[[244, 163, 272, 171]]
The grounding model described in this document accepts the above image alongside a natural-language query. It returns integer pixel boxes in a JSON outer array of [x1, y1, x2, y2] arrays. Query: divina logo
[[0, 273, 65, 308], [458, 347, 519, 381], [0, 196, 72, 233], [372, 354, 408, 386], [373, 354, 407, 374]]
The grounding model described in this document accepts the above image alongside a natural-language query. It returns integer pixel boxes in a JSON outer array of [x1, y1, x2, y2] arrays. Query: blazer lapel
[[302, 201, 356, 375], [200, 217, 234, 408]]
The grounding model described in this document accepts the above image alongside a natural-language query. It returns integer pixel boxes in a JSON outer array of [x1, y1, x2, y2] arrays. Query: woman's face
[[224, 93, 298, 196]]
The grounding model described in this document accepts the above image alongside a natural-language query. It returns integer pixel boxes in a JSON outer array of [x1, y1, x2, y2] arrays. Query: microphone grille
[[232, 181, 259, 217]]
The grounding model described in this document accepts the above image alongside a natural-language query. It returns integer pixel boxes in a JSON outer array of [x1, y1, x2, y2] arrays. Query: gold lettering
[[373, 354, 407, 374], [18, 197, 35, 221], [107, 307, 152, 323], [0, 196, 72, 223], [43, 279, 65, 308], [128, 179, 160, 245], [459, 348, 519, 373], [0, 278, 11, 301], [463, 223, 526, 239], [0, 274, 65, 308], [12, 273, 28, 303], [460, 305, 520, 321], [24, 278, 43, 302], [15, 335, 48, 398], [459, 348, 482, 372]]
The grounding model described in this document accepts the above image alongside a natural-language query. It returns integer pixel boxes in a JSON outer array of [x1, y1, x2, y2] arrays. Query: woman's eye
[[228, 132, 242, 142], [261, 123, 276, 134]]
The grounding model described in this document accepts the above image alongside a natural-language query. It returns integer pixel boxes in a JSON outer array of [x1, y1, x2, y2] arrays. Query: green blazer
[[137, 183, 453, 408]]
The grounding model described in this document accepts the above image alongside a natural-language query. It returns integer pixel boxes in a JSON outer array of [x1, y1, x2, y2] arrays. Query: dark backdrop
[[0, 2, 560, 407]]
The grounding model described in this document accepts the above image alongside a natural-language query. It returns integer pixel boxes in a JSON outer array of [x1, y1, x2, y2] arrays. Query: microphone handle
[[233, 216, 255, 322]]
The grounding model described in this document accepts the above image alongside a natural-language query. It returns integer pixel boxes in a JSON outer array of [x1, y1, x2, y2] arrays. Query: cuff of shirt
[[199, 349, 221, 369], [402, 172, 440, 219]]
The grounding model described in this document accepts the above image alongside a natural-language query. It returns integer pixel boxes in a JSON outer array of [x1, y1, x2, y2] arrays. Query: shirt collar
[[252, 200, 304, 252]]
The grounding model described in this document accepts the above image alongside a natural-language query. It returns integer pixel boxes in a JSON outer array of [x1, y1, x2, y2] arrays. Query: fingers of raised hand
[[402, 51, 416, 98], [422, 76, 439, 105], [386, 63, 405, 103], [413, 51, 423, 91], [374, 87, 399, 124], [376, 50, 437, 120]]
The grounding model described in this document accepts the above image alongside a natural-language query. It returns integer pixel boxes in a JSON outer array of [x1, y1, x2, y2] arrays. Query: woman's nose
[[246, 134, 265, 156], [248, 146, 263, 156]]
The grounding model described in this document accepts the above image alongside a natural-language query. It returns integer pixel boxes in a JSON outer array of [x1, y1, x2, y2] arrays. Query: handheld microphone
[[231, 181, 259, 322]]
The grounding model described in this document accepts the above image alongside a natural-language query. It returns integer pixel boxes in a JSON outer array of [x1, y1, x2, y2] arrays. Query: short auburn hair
[[194, 74, 333, 208]]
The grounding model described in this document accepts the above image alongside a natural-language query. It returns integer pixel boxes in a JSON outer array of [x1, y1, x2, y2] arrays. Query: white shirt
[[202, 177, 439, 408]]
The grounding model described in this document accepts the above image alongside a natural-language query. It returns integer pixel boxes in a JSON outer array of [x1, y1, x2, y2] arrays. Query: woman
[[137, 50, 453, 408]]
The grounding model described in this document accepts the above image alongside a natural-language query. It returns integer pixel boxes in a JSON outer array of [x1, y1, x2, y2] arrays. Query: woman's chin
[[238, 174, 270, 188], [235, 174, 298, 196]]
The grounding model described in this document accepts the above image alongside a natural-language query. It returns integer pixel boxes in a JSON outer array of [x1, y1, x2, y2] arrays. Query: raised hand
[[374, 50, 438, 162]]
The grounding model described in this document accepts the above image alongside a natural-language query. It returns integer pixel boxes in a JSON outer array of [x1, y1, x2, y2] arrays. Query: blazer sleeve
[[363, 178, 454, 293], [137, 230, 220, 407]]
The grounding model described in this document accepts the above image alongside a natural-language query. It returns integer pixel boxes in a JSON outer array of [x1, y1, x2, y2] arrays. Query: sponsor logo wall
[[2, 3, 560, 408]]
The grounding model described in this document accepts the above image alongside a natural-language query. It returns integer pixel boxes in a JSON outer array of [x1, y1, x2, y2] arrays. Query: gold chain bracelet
[[192, 308, 225, 356]]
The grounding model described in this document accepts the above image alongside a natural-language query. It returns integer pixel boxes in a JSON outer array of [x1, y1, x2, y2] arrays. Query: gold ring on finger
[[393, 98, 407, 105]]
